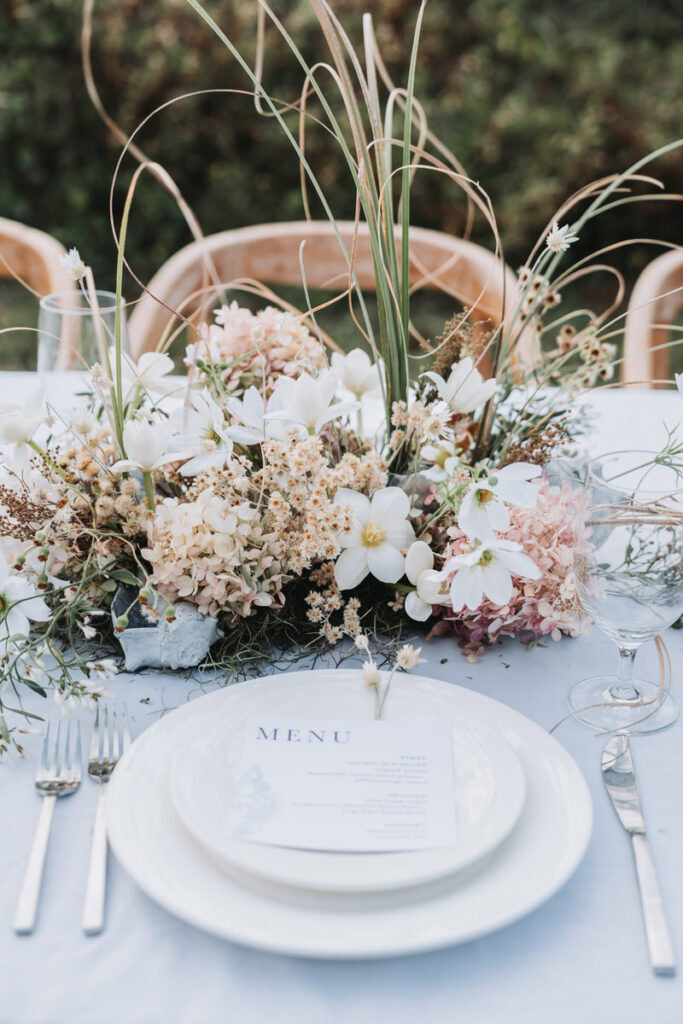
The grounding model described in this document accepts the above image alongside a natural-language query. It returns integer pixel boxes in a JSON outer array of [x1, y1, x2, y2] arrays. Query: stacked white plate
[[106, 670, 593, 959]]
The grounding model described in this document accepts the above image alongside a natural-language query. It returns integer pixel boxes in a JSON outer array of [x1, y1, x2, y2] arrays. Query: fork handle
[[82, 783, 109, 935], [632, 833, 676, 975], [14, 794, 57, 934]]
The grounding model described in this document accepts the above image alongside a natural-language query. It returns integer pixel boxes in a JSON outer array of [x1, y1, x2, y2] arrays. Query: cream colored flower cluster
[[142, 487, 284, 617], [389, 399, 451, 453], [257, 435, 388, 574]]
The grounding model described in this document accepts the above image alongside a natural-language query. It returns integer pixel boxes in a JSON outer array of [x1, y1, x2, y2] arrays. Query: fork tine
[[89, 705, 100, 764], [39, 721, 51, 772], [122, 703, 132, 751], [62, 719, 71, 779], [73, 721, 82, 781], [111, 708, 120, 762], [51, 720, 62, 776], [101, 704, 110, 764]]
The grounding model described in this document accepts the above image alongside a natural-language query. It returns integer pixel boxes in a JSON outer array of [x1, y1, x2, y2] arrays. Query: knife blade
[[602, 733, 675, 975]]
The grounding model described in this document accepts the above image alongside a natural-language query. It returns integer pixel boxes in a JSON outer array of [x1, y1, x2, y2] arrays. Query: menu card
[[226, 716, 456, 852]]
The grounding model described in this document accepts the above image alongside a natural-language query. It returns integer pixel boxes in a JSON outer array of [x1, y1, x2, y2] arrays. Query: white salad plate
[[169, 676, 526, 893], [107, 670, 593, 960]]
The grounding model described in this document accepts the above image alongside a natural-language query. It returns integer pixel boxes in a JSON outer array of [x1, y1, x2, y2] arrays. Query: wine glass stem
[[610, 646, 640, 702]]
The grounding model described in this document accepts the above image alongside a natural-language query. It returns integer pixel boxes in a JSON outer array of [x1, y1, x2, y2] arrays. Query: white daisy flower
[[0, 386, 48, 470], [404, 541, 450, 621], [420, 439, 460, 482], [334, 486, 415, 589], [111, 419, 183, 475], [446, 538, 541, 611], [545, 221, 579, 254], [458, 463, 542, 540], [422, 357, 496, 415], [119, 351, 183, 399], [226, 386, 288, 445], [330, 349, 382, 397], [266, 370, 357, 436], [0, 562, 50, 653], [171, 389, 234, 476]]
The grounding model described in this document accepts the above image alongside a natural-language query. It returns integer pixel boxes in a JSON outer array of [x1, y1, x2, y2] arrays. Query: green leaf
[[108, 569, 141, 588]]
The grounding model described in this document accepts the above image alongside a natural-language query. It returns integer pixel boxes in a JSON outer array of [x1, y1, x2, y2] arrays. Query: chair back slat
[[622, 249, 683, 386], [128, 220, 538, 374]]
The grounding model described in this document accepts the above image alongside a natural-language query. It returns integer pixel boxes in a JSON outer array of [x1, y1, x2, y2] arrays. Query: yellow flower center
[[434, 447, 450, 469], [361, 522, 387, 548], [477, 549, 494, 568], [476, 487, 495, 505]]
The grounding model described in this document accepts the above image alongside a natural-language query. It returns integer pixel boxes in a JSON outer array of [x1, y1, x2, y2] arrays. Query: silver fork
[[14, 719, 82, 934], [82, 703, 131, 935]]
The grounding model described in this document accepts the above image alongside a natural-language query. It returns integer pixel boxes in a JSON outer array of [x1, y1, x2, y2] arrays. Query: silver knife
[[602, 733, 676, 975]]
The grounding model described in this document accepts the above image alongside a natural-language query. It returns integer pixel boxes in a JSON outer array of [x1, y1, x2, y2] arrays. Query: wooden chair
[[622, 248, 683, 386], [0, 218, 74, 297], [128, 221, 537, 373], [0, 218, 77, 369]]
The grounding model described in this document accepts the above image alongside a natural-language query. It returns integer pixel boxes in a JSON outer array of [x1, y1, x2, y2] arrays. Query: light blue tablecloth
[[1, 379, 682, 1024]]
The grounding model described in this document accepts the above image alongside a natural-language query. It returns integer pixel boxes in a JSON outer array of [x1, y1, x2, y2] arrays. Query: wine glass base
[[567, 676, 678, 734]]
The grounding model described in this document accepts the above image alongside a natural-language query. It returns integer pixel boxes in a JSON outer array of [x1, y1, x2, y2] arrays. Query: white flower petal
[[497, 548, 542, 580], [481, 561, 513, 606], [334, 488, 371, 531], [366, 543, 405, 584], [491, 478, 539, 508], [369, 487, 410, 527], [405, 541, 434, 585], [458, 490, 496, 540], [334, 545, 369, 589], [417, 569, 449, 605], [405, 591, 432, 622]]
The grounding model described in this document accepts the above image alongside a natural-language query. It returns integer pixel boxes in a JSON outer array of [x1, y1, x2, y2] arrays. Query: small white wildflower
[[362, 660, 382, 690], [78, 618, 97, 640], [53, 689, 78, 715], [86, 658, 118, 681], [395, 644, 425, 671], [354, 634, 370, 653], [81, 685, 110, 711], [545, 221, 579, 254], [60, 247, 87, 281]]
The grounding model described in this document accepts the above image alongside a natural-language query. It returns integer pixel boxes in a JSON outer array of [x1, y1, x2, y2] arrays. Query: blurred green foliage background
[[1, 0, 682, 368]]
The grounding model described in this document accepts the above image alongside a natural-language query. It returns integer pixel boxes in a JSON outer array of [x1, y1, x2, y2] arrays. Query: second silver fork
[[82, 703, 131, 935]]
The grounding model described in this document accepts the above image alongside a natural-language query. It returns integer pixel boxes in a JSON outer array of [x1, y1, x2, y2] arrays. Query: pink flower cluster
[[430, 479, 590, 659], [197, 302, 326, 394]]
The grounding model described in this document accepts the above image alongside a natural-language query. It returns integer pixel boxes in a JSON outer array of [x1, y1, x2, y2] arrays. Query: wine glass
[[37, 290, 129, 372], [568, 450, 683, 733]]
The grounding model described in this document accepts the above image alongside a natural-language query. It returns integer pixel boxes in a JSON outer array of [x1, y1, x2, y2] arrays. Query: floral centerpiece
[[0, 0, 681, 751]]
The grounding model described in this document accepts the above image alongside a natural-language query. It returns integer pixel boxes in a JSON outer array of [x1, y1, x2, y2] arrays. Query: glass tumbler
[[37, 290, 128, 372]]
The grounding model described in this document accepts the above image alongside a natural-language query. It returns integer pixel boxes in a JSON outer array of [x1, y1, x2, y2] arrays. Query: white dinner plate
[[169, 676, 526, 893], [107, 670, 593, 960]]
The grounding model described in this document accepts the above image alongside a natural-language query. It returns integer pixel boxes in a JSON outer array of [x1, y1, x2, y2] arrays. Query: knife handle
[[631, 833, 676, 975]]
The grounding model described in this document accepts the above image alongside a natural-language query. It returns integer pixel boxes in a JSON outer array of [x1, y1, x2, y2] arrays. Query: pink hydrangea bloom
[[192, 302, 327, 395], [429, 479, 591, 658]]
